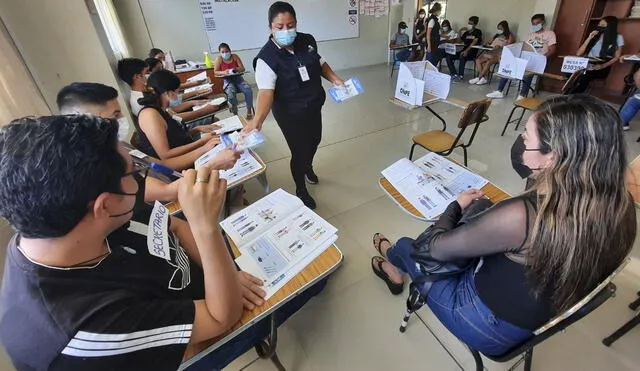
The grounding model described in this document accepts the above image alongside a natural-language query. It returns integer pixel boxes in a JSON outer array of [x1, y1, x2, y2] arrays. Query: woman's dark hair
[[218, 43, 231, 51], [497, 20, 511, 38], [418, 8, 426, 16], [268, 1, 296, 25], [594, 16, 619, 59], [0, 115, 126, 238], [144, 57, 162, 71], [138, 69, 181, 107], [441, 19, 451, 29], [148, 48, 164, 59], [429, 2, 442, 14]]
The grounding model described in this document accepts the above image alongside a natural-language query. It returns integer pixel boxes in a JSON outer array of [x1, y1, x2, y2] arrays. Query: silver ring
[[195, 177, 210, 183]]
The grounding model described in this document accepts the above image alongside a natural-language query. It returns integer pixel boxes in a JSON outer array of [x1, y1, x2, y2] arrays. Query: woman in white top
[[569, 16, 624, 94], [440, 20, 458, 42], [470, 20, 515, 85]]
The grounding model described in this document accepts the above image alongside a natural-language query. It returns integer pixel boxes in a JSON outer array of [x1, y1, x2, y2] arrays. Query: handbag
[[409, 198, 494, 282]]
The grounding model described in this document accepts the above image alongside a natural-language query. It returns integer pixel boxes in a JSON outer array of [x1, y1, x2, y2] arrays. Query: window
[[422, 0, 448, 22], [93, 0, 130, 60]]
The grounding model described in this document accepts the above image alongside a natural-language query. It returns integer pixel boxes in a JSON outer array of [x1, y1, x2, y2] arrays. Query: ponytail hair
[[138, 69, 181, 108]]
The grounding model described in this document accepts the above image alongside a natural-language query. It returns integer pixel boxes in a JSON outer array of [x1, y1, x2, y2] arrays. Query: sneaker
[[450, 75, 460, 83], [469, 77, 480, 85], [297, 190, 317, 209], [476, 77, 488, 85], [486, 91, 505, 99], [305, 169, 319, 184], [623, 125, 630, 131], [516, 95, 526, 101]]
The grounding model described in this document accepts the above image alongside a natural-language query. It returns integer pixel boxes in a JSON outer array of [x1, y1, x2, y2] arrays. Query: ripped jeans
[[386, 238, 532, 355], [224, 77, 254, 115]]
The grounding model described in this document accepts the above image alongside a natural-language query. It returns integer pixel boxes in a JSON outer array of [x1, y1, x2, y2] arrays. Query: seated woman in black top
[[136, 70, 240, 170], [570, 16, 624, 94], [370, 95, 636, 356]]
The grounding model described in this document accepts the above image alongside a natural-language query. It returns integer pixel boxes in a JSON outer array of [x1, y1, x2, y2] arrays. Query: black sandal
[[371, 256, 404, 295], [372, 233, 392, 256]]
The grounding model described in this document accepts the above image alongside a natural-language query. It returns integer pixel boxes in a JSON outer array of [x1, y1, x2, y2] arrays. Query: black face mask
[[110, 167, 148, 218], [595, 26, 606, 32], [510, 136, 545, 179]]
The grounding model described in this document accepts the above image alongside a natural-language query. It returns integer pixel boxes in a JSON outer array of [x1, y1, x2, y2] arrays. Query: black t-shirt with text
[[461, 28, 483, 57], [0, 203, 204, 370]]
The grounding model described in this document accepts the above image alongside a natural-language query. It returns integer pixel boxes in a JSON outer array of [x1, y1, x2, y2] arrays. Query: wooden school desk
[[179, 242, 343, 370], [175, 66, 224, 95], [378, 156, 511, 222]]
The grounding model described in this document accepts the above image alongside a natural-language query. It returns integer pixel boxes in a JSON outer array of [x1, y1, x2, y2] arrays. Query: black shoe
[[296, 190, 317, 209], [305, 169, 319, 184]]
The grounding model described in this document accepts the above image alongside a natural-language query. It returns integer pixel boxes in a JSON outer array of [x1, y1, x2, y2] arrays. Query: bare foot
[[372, 257, 404, 285]]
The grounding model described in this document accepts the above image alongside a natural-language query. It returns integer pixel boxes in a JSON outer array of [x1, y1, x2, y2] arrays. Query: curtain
[[94, 0, 131, 60]]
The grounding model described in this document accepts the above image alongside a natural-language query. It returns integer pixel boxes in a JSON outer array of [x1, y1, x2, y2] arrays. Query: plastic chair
[[602, 290, 640, 346], [409, 98, 492, 166], [399, 258, 628, 371], [500, 69, 584, 136]]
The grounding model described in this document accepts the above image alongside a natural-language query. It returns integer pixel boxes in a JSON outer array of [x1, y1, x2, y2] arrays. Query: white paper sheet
[[212, 115, 244, 134], [561, 56, 589, 73], [442, 43, 458, 55], [395, 64, 423, 106], [184, 83, 213, 94], [522, 51, 547, 74], [187, 71, 207, 82], [423, 68, 451, 100], [498, 46, 528, 80], [401, 61, 427, 80]]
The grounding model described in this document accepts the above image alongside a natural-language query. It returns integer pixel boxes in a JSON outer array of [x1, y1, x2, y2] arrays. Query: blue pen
[[150, 162, 182, 178]]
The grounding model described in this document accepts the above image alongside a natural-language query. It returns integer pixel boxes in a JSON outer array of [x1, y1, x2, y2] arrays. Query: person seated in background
[[439, 20, 458, 42], [57, 81, 237, 180], [389, 21, 411, 63], [620, 69, 640, 131], [213, 43, 255, 119], [149, 47, 165, 61], [569, 16, 624, 94], [148, 48, 205, 90], [0, 116, 327, 370], [469, 20, 515, 85], [136, 69, 240, 170], [370, 94, 635, 356], [444, 16, 482, 82], [117, 58, 217, 122], [145, 57, 164, 73], [487, 13, 557, 100]]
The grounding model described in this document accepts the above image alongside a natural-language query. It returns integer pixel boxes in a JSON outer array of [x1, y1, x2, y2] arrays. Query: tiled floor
[[2, 64, 640, 370]]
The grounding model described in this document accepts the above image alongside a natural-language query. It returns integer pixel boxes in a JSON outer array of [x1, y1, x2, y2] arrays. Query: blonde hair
[[527, 95, 636, 312]]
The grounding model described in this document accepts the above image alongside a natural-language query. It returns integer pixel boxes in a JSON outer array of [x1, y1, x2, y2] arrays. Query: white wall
[[114, 0, 390, 82], [0, 0, 129, 116]]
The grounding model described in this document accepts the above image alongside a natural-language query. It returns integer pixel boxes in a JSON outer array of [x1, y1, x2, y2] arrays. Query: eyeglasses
[[112, 165, 149, 197]]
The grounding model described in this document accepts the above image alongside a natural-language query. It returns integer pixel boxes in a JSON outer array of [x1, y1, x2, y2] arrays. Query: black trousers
[[570, 66, 611, 94], [273, 108, 322, 192]]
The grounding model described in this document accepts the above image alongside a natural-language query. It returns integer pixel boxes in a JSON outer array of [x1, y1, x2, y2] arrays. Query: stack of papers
[[184, 83, 213, 94], [221, 131, 266, 151], [625, 55, 640, 61], [193, 97, 227, 111], [382, 153, 488, 219], [212, 115, 244, 134], [328, 77, 364, 103], [187, 71, 207, 82], [222, 189, 338, 299]]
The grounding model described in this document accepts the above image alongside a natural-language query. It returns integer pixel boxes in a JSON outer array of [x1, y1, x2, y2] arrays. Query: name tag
[[298, 66, 310, 82], [147, 201, 170, 259]]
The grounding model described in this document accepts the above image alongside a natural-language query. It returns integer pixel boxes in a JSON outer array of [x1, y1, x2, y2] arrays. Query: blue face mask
[[274, 28, 297, 46], [531, 24, 543, 32], [496, 29, 504, 35], [221, 52, 231, 60], [169, 93, 183, 107]]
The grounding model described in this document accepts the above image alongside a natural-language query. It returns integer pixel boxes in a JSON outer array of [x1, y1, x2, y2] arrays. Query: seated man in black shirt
[[444, 16, 482, 82], [0, 115, 325, 370]]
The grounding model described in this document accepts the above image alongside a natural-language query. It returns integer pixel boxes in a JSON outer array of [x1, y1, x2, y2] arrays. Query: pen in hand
[[150, 162, 183, 178]]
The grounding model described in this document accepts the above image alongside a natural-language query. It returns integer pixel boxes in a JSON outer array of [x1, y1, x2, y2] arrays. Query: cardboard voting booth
[[394, 61, 451, 106], [497, 42, 547, 80]]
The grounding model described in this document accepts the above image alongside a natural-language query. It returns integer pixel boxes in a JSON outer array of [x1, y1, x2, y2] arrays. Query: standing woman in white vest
[[245, 1, 345, 209]]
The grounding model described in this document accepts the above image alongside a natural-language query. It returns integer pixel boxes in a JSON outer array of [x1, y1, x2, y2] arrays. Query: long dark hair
[[527, 95, 636, 312], [441, 19, 451, 30], [588, 16, 619, 59], [138, 69, 181, 108], [496, 20, 511, 39]]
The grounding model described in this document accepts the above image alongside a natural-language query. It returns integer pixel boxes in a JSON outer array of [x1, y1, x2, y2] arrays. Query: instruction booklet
[[221, 189, 338, 299], [382, 153, 488, 219]]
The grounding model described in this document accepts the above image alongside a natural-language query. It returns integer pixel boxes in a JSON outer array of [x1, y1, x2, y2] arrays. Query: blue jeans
[[395, 49, 411, 62], [386, 238, 532, 356], [425, 49, 442, 67], [445, 52, 473, 77], [498, 75, 534, 97], [224, 77, 254, 115], [621, 89, 640, 127], [184, 279, 327, 370]]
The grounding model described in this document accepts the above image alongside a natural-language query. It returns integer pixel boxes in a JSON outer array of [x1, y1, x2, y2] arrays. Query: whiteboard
[[198, 0, 360, 52]]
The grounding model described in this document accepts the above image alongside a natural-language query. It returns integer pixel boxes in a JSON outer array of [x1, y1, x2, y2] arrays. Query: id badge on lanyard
[[297, 56, 310, 82]]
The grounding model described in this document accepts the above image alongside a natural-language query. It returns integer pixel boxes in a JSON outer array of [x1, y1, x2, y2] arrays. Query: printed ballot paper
[[222, 189, 338, 299], [328, 77, 364, 103], [394, 61, 451, 106], [441, 43, 458, 56], [195, 144, 263, 185], [186, 71, 207, 83]]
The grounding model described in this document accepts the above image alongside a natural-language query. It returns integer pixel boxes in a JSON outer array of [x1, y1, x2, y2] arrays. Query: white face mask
[[117, 117, 131, 141], [419, 14, 425, 19], [496, 29, 504, 35], [442, 26, 450, 32], [400, 28, 407, 34], [467, 24, 474, 30]]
